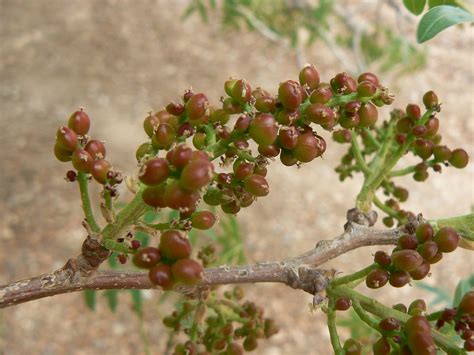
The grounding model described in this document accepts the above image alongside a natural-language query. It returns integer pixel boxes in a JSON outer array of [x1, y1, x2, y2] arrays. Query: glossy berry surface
[[433, 227, 459, 253], [149, 264, 174, 288], [138, 158, 170, 186], [133, 247, 161, 269], [159, 230, 192, 260], [171, 258, 204, 285]]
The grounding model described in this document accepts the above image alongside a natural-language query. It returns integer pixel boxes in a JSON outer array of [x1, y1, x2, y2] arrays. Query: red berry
[[255, 96, 276, 113], [339, 112, 360, 129], [449, 148, 469, 168], [374, 251, 391, 267], [221, 200, 241, 214], [278, 126, 299, 150], [231, 79, 252, 105], [331, 72, 357, 94], [153, 123, 176, 150], [171, 258, 204, 285], [166, 144, 193, 169], [310, 86, 333, 104], [139, 158, 170, 186], [357, 81, 377, 97], [243, 174, 269, 197], [358, 103, 378, 127], [332, 129, 352, 144], [433, 227, 459, 253], [186, 93, 209, 120], [379, 317, 400, 331], [166, 101, 185, 116], [373, 337, 390, 355], [85, 139, 106, 160], [406, 104, 421, 120], [299, 64, 320, 90], [306, 103, 335, 126], [433, 145, 451, 162], [68, 110, 91, 135], [133, 247, 161, 269], [414, 139, 433, 160], [458, 291, 474, 316], [357, 72, 379, 86], [280, 149, 297, 166], [398, 235, 419, 250], [417, 241, 438, 260], [54, 142, 73, 162], [131, 240, 141, 249], [91, 159, 112, 184], [425, 117, 439, 137], [423, 91, 438, 109], [180, 158, 214, 191], [343, 338, 362, 355], [366, 269, 389, 289], [143, 114, 160, 138], [142, 184, 167, 208], [410, 261, 430, 280], [149, 263, 174, 288], [249, 114, 278, 146], [233, 161, 254, 181], [416, 223, 434, 243], [335, 297, 351, 311], [293, 133, 323, 163], [71, 148, 93, 173], [391, 250, 423, 272], [164, 181, 200, 212], [191, 211, 217, 230], [278, 80, 303, 110], [389, 271, 411, 288], [66, 170, 77, 182], [56, 126, 78, 151], [159, 230, 191, 260]]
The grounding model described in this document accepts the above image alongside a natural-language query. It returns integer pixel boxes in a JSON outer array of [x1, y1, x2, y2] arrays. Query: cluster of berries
[[54, 110, 122, 195], [132, 229, 205, 287], [135, 65, 394, 217], [338, 292, 474, 353], [366, 223, 459, 289], [163, 287, 278, 355]]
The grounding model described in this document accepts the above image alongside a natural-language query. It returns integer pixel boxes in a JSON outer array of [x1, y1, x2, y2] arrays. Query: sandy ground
[[0, 1, 473, 354]]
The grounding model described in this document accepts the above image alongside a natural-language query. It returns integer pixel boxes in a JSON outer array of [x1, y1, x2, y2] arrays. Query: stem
[[78, 172, 100, 233], [363, 128, 380, 149], [331, 263, 377, 287], [373, 195, 399, 219], [329, 286, 464, 354], [351, 132, 371, 175], [390, 159, 436, 177], [101, 187, 150, 240], [327, 303, 344, 355], [351, 299, 381, 332]]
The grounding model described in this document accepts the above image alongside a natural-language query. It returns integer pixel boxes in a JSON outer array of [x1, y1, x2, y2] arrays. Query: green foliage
[[104, 290, 118, 312], [417, 5, 474, 43], [415, 273, 474, 307], [404, 0, 427, 15], [84, 289, 97, 311], [453, 273, 474, 307]]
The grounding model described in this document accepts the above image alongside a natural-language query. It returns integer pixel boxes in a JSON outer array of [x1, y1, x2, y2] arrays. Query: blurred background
[[0, 0, 473, 354]]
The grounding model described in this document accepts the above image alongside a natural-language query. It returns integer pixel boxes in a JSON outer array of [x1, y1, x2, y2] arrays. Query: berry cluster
[[162, 287, 279, 355], [337, 292, 474, 354], [54, 109, 122, 195], [366, 223, 460, 289], [132, 230, 205, 288]]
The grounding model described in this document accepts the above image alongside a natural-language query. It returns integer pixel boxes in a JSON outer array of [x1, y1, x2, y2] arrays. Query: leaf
[[84, 290, 97, 311], [403, 0, 427, 15], [130, 289, 143, 316], [415, 281, 452, 306], [428, 0, 466, 9], [104, 290, 119, 312], [417, 5, 474, 43], [453, 274, 474, 307]]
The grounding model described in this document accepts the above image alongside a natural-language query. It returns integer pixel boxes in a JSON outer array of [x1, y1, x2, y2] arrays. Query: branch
[[0, 220, 403, 308]]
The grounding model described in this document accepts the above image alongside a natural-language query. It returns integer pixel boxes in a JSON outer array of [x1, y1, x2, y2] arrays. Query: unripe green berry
[[449, 148, 469, 168]]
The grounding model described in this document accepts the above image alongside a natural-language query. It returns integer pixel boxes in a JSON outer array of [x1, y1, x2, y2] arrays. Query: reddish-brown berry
[[164, 181, 200, 212], [159, 230, 191, 260], [310, 86, 333, 104], [249, 114, 278, 146], [139, 158, 170, 186], [335, 297, 351, 311], [149, 263, 174, 288], [171, 258, 204, 285], [299, 64, 320, 90], [389, 271, 411, 288], [71, 148, 93, 173], [374, 251, 391, 267], [391, 250, 423, 272], [433, 227, 459, 253], [416, 223, 434, 243], [56, 126, 78, 151], [85, 140, 106, 160], [68, 110, 91, 135], [278, 80, 303, 110], [91, 159, 112, 184], [357, 81, 377, 97], [293, 133, 322, 163], [186, 93, 209, 120], [191, 211, 217, 230], [231, 79, 252, 105], [358, 103, 378, 127], [133, 247, 161, 269], [180, 158, 214, 191], [423, 91, 438, 109], [54, 142, 73, 162], [357, 72, 379, 86], [449, 148, 469, 168], [243, 174, 269, 197], [366, 269, 389, 289], [142, 184, 167, 208]]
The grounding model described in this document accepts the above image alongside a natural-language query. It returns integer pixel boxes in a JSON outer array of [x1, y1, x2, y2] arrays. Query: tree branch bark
[[0, 220, 403, 308]]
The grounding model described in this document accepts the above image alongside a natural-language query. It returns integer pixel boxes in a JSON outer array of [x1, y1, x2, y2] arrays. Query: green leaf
[[403, 0, 427, 15], [415, 282, 452, 306], [130, 289, 143, 316], [417, 5, 474, 43], [84, 290, 97, 311], [428, 0, 466, 9], [453, 274, 474, 307], [104, 290, 118, 312]]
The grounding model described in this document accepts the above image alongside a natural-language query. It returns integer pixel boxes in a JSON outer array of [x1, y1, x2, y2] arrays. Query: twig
[[0, 222, 402, 308]]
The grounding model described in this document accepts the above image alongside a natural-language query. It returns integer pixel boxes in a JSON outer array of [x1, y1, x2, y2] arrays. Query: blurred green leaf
[[84, 290, 97, 311], [404, 0, 427, 15], [428, 0, 466, 9], [104, 290, 118, 312], [417, 5, 474, 43], [130, 289, 143, 316], [337, 309, 377, 341], [453, 273, 474, 307], [415, 281, 452, 306]]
